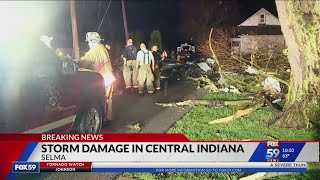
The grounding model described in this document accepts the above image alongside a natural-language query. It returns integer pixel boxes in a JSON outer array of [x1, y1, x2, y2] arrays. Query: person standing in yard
[[136, 43, 155, 95], [151, 45, 162, 91], [122, 39, 138, 93]]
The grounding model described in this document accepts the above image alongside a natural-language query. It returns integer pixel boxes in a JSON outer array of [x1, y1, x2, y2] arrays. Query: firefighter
[[136, 43, 155, 95], [151, 45, 161, 91], [122, 39, 138, 93], [78, 32, 114, 121]]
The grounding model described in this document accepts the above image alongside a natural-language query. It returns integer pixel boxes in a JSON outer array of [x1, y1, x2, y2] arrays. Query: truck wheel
[[78, 102, 103, 133]]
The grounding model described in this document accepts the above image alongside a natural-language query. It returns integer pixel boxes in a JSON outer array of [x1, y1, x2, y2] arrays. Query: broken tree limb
[[240, 172, 291, 180], [239, 173, 267, 180], [208, 101, 264, 124], [209, 28, 221, 73], [156, 99, 254, 108], [258, 173, 292, 180]]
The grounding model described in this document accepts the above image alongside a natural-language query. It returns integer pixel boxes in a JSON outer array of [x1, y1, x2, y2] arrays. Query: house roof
[[239, 8, 280, 26]]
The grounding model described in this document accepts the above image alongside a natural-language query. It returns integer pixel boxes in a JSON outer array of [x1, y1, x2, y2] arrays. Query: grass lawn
[[125, 92, 319, 180]]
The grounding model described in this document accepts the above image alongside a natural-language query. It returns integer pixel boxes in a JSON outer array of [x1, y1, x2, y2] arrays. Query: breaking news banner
[[0, 134, 319, 179]]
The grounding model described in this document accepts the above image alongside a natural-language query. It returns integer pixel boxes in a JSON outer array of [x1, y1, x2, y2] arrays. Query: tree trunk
[[275, 1, 320, 128]]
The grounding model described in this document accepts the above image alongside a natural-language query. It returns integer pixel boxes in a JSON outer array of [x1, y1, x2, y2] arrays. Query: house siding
[[239, 35, 286, 54]]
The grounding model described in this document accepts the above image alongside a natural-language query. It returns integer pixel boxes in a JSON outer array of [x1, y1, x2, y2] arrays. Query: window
[[259, 13, 266, 24]]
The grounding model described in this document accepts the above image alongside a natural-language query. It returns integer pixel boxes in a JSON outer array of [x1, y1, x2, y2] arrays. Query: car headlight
[[103, 73, 115, 87]]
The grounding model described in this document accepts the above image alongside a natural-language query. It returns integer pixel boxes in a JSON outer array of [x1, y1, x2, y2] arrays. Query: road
[[102, 79, 207, 133], [17, 80, 208, 180]]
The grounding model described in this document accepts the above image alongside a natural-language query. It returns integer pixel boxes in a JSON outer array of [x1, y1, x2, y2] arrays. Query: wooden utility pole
[[121, 0, 129, 41], [70, 0, 80, 61]]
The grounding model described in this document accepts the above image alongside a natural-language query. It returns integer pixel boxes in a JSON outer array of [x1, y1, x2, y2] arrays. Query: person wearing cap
[[151, 45, 161, 91], [136, 43, 155, 95], [78, 32, 114, 120], [122, 39, 138, 93]]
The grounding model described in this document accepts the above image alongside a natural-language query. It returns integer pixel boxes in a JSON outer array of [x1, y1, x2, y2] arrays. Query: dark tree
[[177, 0, 240, 42]]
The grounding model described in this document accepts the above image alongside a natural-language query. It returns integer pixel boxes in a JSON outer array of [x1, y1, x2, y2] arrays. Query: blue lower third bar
[[92, 168, 307, 173]]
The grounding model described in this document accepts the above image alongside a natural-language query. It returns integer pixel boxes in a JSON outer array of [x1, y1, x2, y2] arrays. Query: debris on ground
[[156, 99, 254, 108], [245, 66, 258, 75], [208, 101, 264, 124], [262, 77, 281, 94], [127, 123, 141, 132], [197, 62, 212, 72], [217, 74, 227, 86], [239, 173, 267, 180], [187, 76, 218, 92], [265, 135, 279, 140], [240, 172, 291, 180], [218, 85, 240, 94], [206, 58, 216, 65]]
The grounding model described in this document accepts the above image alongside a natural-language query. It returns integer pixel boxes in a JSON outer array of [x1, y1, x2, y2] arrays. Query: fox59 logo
[[265, 141, 280, 162], [12, 162, 39, 173]]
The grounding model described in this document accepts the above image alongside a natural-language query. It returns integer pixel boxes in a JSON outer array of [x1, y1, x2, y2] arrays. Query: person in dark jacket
[[122, 39, 138, 92], [151, 45, 162, 90]]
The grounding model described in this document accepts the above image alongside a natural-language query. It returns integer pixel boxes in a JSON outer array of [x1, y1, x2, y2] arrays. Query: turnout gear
[[138, 64, 154, 93], [79, 33, 113, 120], [137, 47, 155, 94], [79, 44, 113, 74], [123, 60, 138, 89], [122, 44, 138, 90]]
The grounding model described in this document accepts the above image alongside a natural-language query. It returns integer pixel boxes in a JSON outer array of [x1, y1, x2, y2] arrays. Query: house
[[232, 8, 286, 55]]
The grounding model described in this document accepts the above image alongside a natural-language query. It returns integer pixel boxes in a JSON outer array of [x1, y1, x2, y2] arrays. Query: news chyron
[[9, 134, 319, 173]]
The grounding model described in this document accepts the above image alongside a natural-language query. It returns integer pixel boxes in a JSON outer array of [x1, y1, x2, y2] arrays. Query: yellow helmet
[[85, 32, 103, 43]]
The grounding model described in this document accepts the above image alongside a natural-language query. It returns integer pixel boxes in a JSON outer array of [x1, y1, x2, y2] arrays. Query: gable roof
[[239, 8, 280, 26]]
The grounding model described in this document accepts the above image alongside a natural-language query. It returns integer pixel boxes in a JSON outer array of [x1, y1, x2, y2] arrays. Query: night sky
[[43, 0, 276, 49]]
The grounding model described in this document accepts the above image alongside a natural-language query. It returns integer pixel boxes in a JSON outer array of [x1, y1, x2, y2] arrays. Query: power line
[[97, 0, 112, 32]]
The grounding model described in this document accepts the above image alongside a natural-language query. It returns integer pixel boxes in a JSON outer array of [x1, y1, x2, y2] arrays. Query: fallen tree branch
[[240, 172, 291, 180], [239, 173, 267, 180], [208, 101, 264, 124], [209, 28, 221, 73], [156, 99, 254, 108], [258, 173, 292, 180], [265, 135, 279, 140], [127, 123, 141, 132]]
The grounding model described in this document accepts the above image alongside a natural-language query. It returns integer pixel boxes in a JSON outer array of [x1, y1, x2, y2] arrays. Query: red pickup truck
[[0, 40, 110, 133]]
